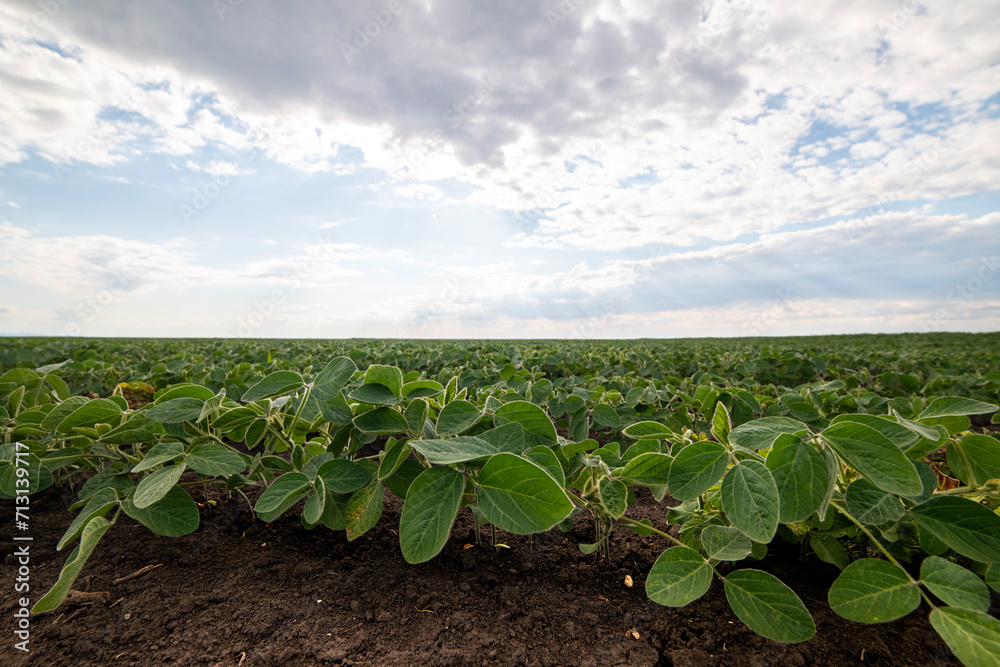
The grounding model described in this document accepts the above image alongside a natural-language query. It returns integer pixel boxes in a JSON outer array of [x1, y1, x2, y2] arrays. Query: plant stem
[[286, 385, 312, 442]]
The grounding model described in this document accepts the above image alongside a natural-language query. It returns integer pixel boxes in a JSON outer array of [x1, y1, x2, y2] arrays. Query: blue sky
[[0, 0, 998, 338]]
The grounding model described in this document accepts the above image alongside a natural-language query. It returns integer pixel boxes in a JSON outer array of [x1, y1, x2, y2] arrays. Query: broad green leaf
[[711, 402, 731, 445], [622, 421, 673, 439], [57, 487, 118, 551], [702, 525, 752, 561], [313, 356, 357, 396], [32, 517, 113, 613], [599, 478, 628, 519], [765, 434, 831, 523], [645, 546, 713, 607], [821, 421, 922, 496], [904, 462, 938, 504], [921, 556, 991, 612], [478, 422, 527, 454], [621, 452, 673, 486], [921, 415, 972, 437], [494, 401, 557, 448], [401, 379, 444, 398], [399, 466, 464, 563], [411, 436, 502, 465], [987, 564, 1000, 594], [133, 463, 186, 509], [303, 479, 326, 525], [947, 434, 1000, 487], [317, 459, 372, 494], [144, 397, 205, 424], [0, 452, 42, 496], [477, 453, 573, 534], [832, 413, 920, 449], [378, 438, 412, 481], [242, 371, 304, 401], [154, 384, 215, 404], [622, 439, 660, 463], [526, 445, 565, 487], [353, 406, 409, 435], [929, 607, 1000, 667], [910, 497, 1000, 563], [384, 458, 424, 500], [186, 444, 247, 477], [79, 469, 135, 502], [131, 442, 185, 473], [845, 477, 905, 526], [591, 404, 621, 429], [211, 406, 259, 432], [254, 472, 311, 520], [404, 398, 430, 434], [436, 400, 483, 436], [39, 396, 88, 430], [729, 417, 809, 451], [724, 569, 815, 643], [363, 364, 403, 398], [667, 441, 728, 501], [720, 460, 779, 544], [828, 559, 920, 623], [348, 383, 400, 406], [810, 533, 849, 571], [123, 485, 199, 536], [920, 397, 999, 419], [345, 480, 383, 541], [56, 398, 123, 434]]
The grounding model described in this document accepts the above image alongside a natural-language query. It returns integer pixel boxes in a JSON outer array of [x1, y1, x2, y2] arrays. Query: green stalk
[[286, 385, 312, 442]]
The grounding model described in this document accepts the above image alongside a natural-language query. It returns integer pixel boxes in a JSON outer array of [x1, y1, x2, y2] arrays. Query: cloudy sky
[[0, 0, 998, 339]]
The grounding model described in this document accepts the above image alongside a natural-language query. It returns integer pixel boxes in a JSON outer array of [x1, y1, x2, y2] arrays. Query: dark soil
[[1, 482, 971, 667]]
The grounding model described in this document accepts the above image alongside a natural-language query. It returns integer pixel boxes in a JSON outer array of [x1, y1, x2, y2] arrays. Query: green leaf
[[303, 478, 326, 525], [821, 421, 922, 496], [810, 533, 849, 571], [131, 442, 185, 473], [827, 558, 920, 623], [711, 402, 731, 445], [399, 466, 465, 563], [947, 434, 1000, 487], [831, 414, 919, 449], [378, 438, 412, 481], [133, 463, 186, 509], [345, 480, 383, 541], [910, 497, 1000, 563], [242, 371, 304, 401], [319, 489, 352, 531], [526, 445, 565, 487], [79, 469, 135, 502], [765, 435, 832, 523], [478, 422, 527, 454], [410, 436, 503, 465], [729, 417, 809, 450], [494, 401, 557, 448], [436, 400, 483, 436], [921, 556, 991, 612], [317, 459, 372, 494], [920, 397, 999, 419], [987, 563, 1000, 594], [621, 452, 673, 486], [254, 472, 311, 521], [645, 546, 713, 607], [186, 444, 247, 477], [348, 383, 400, 406], [591, 404, 621, 429], [929, 607, 1000, 667], [599, 478, 628, 519], [477, 453, 573, 534], [144, 397, 205, 424], [154, 384, 215, 404], [353, 406, 408, 434], [622, 421, 673, 439], [845, 477, 905, 526], [724, 569, 815, 643], [123, 485, 199, 536], [57, 487, 118, 551], [313, 356, 357, 396], [667, 441, 728, 501], [720, 460, 779, 544], [32, 517, 113, 613], [701, 525, 752, 561], [384, 458, 424, 500], [404, 398, 430, 434], [363, 364, 403, 398], [56, 398, 123, 434], [401, 379, 444, 399]]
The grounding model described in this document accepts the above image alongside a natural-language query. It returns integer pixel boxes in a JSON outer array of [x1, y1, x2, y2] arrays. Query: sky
[[0, 0, 998, 339]]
